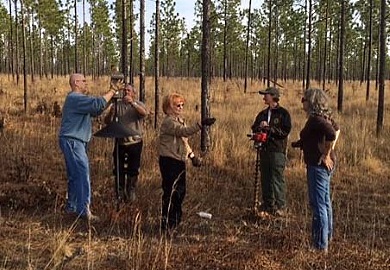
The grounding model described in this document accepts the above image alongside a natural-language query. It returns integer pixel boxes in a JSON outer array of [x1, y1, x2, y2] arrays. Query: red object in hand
[[254, 132, 268, 143]]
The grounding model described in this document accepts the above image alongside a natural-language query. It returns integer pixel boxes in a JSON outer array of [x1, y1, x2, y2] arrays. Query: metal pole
[[253, 146, 261, 214], [113, 97, 122, 210]]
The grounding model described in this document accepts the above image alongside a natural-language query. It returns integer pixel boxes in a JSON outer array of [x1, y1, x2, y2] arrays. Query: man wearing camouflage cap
[[251, 87, 292, 217]]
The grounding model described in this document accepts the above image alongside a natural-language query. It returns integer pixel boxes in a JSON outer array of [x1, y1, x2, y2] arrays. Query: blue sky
[[1, 0, 263, 34], [1, 0, 263, 54], [94, 0, 264, 53], [141, 0, 263, 53], [144, 0, 263, 32]]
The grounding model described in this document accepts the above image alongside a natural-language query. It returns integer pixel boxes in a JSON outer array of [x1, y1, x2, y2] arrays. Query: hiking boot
[[83, 213, 100, 222], [63, 210, 78, 222], [257, 204, 273, 214]]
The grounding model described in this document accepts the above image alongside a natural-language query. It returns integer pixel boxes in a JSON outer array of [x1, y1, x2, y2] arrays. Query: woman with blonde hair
[[159, 93, 215, 232], [292, 88, 340, 252]]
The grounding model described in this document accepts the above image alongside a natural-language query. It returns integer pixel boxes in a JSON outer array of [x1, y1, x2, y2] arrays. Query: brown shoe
[[63, 211, 78, 222], [309, 247, 328, 255], [83, 213, 100, 222]]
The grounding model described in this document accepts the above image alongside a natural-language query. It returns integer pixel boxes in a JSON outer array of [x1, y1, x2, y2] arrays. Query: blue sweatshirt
[[59, 91, 107, 142]]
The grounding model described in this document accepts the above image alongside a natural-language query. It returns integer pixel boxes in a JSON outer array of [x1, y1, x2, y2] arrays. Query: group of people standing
[[58, 73, 215, 231], [251, 86, 340, 253], [58, 73, 339, 253]]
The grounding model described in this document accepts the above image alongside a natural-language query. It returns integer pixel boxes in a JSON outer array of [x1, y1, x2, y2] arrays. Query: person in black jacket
[[251, 87, 292, 217]]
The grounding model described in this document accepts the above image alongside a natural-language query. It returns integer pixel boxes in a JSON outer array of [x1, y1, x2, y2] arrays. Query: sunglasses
[[301, 97, 307, 103], [176, 103, 184, 108], [77, 79, 87, 82]]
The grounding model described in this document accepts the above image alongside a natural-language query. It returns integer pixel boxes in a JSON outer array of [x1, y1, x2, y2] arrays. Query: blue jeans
[[307, 165, 333, 250], [59, 137, 91, 216]]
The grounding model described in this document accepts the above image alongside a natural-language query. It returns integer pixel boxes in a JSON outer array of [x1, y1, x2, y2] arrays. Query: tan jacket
[[103, 100, 147, 145], [159, 115, 201, 161]]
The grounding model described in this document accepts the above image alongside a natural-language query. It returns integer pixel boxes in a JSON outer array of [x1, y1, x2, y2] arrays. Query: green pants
[[260, 151, 287, 211]]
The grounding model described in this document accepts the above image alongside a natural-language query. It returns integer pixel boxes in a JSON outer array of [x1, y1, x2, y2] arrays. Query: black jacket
[[251, 105, 292, 153]]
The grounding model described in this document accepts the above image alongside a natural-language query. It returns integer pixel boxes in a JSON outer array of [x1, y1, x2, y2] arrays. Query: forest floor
[[0, 77, 389, 269]]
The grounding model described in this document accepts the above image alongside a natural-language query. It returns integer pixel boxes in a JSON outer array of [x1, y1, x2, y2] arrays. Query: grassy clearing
[[0, 76, 389, 269]]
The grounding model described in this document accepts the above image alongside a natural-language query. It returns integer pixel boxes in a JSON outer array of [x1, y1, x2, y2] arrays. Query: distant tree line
[[0, 0, 388, 85], [0, 0, 387, 134]]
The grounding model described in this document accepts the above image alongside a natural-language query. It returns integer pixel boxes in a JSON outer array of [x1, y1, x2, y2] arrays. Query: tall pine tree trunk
[[322, 0, 329, 90], [154, 0, 160, 129], [139, 0, 145, 102], [376, 0, 386, 136], [74, 0, 78, 73], [91, 32, 95, 79], [21, 0, 28, 114], [83, 0, 87, 75], [273, 1, 279, 84], [39, 16, 43, 78], [8, 0, 14, 79], [337, 0, 345, 113], [29, 9, 35, 82], [306, 0, 312, 89], [223, 0, 227, 82], [186, 34, 191, 77], [201, 0, 211, 152], [50, 36, 54, 78], [266, 0, 272, 87], [365, 0, 373, 101], [129, 0, 134, 84], [121, 0, 128, 82], [14, 0, 20, 85], [244, 0, 252, 93]]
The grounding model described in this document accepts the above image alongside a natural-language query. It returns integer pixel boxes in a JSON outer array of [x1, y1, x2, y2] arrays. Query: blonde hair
[[162, 93, 185, 115], [303, 88, 332, 118]]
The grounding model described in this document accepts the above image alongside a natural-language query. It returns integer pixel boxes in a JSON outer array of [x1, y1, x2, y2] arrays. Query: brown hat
[[259, 87, 280, 98]]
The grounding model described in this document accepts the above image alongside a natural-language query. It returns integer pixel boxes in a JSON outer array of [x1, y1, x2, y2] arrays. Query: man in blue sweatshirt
[[59, 73, 117, 221]]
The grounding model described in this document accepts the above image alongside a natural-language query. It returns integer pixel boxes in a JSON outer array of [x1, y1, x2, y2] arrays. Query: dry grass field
[[0, 75, 389, 269]]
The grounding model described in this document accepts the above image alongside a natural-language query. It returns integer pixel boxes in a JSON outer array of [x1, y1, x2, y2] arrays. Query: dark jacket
[[251, 105, 292, 153]]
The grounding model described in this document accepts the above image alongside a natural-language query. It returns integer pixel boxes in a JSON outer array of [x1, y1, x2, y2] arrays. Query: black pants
[[159, 156, 186, 230], [113, 141, 143, 197]]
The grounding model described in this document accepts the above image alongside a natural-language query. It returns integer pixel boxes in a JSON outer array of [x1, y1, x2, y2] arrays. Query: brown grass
[[0, 76, 389, 269]]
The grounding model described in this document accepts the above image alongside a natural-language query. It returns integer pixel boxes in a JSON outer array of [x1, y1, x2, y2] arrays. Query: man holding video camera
[[59, 73, 118, 221], [104, 83, 149, 202], [251, 87, 291, 217]]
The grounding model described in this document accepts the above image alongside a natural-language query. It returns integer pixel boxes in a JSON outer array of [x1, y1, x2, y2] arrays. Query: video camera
[[111, 72, 124, 83], [247, 130, 268, 148], [110, 72, 125, 99]]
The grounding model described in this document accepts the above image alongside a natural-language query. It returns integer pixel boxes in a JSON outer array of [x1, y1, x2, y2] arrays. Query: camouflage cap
[[258, 87, 280, 98]]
